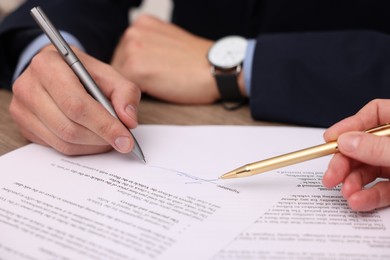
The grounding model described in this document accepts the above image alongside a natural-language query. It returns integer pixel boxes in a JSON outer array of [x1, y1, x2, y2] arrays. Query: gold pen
[[220, 123, 390, 179]]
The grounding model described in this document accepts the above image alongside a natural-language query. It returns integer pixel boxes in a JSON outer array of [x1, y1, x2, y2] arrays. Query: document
[[0, 125, 297, 260], [208, 130, 390, 259], [0, 125, 389, 259], [214, 170, 390, 259]]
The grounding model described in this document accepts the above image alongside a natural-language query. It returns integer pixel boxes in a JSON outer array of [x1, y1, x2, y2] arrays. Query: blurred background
[[0, 0, 172, 23], [0, 0, 24, 21]]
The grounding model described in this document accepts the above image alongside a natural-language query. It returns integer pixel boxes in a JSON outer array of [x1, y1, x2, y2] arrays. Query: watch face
[[208, 36, 248, 69]]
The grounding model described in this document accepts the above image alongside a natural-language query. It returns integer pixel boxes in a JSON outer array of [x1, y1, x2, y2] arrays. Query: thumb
[[337, 132, 390, 166]]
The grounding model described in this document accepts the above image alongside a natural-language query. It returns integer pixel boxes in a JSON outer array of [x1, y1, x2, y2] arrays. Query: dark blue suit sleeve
[[0, 0, 141, 89], [250, 30, 390, 127]]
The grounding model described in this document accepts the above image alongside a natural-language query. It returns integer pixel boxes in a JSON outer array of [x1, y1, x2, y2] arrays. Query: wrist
[[207, 36, 248, 109], [237, 69, 247, 97]]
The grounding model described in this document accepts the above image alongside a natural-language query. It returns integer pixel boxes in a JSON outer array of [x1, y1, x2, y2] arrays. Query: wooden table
[[0, 89, 29, 155], [0, 89, 280, 156]]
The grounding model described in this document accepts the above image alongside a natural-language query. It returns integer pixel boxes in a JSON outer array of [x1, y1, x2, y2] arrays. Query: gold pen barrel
[[245, 141, 338, 176], [221, 142, 338, 179], [246, 123, 390, 176], [221, 123, 390, 179]]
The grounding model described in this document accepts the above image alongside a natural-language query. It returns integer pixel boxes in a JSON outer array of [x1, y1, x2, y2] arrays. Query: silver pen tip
[[129, 131, 146, 163], [132, 143, 146, 163]]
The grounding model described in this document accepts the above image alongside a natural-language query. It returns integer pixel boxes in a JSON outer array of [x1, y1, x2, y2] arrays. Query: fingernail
[[125, 105, 138, 126], [115, 136, 132, 153], [339, 132, 362, 152]]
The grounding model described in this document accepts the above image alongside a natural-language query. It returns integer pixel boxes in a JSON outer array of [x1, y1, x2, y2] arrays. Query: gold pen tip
[[220, 171, 237, 179], [220, 167, 250, 179]]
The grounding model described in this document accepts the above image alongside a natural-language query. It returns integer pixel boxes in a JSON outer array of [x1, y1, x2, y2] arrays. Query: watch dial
[[208, 36, 248, 69]]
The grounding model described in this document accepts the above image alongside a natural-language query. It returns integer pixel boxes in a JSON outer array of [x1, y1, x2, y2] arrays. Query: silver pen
[[30, 6, 146, 162]]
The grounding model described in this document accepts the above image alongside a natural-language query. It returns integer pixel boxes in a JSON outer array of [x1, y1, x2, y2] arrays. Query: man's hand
[[10, 46, 141, 155], [322, 99, 390, 211], [111, 14, 221, 104]]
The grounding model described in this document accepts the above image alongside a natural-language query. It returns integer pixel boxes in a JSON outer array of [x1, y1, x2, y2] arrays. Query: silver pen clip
[[31, 7, 77, 65]]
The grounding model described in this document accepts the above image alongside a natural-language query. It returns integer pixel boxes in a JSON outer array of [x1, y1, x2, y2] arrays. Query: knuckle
[[12, 75, 35, 100], [368, 99, 380, 105], [61, 96, 87, 122], [53, 141, 78, 156], [369, 98, 383, 106], [11, 77, 25, 97], [96, 121, 118, 138], [367, 99, 381, 111], [374, 137, 390, 159], [125, 32, 143, 53], [120, 56, 147, 80], [29, 51, 53, 73], [133, 14, 156, 28], [363, 136, 390, 165], [128, 83, 142, 101], [363, 99, 383, 115], [55, 122, 80, 143], [123, 26, 140, 41], [29, 54, 44, 71]]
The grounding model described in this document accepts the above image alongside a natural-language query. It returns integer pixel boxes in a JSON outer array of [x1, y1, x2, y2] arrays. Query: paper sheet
[[0, 125, 299, 260], [1, 125, 389, 259], [214, 169, 390, 259]]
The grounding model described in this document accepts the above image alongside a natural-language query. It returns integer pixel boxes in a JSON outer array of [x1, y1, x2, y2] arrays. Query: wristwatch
[[207, 35, 248, 109]]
